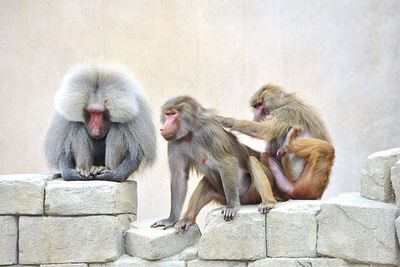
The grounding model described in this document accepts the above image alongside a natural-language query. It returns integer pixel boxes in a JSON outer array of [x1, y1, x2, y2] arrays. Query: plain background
[[0, 0, 399, 228]]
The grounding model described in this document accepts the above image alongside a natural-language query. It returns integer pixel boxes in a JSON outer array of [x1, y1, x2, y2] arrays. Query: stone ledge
[[0, 174, 54, 215], [0, 216, 18, 265], [360, 148, 400, 203], [19, 215, 135, 265], [125, 222, 201, 260], [45, 179, 137, 216], [317, 192, 399, 265], [267, 200, 321, 257], [198, 206, 266, 260], [390, 160, 400, 207]]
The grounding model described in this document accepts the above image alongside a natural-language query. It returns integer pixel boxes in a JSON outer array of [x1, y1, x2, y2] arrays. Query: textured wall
[[0, 0, 399, 225]]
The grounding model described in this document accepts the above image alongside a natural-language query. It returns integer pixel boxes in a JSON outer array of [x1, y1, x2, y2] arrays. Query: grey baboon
[[151, 96, 277, 233], [44, 65, 157, 181]]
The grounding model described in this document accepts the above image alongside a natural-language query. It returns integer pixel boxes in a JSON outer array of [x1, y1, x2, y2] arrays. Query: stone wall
[[1, 148, 400, 266]]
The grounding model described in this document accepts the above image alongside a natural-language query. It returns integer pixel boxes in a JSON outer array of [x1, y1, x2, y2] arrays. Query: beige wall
[[0, 0, 399, 226]]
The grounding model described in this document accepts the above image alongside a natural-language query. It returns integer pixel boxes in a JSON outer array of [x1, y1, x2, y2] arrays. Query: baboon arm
[[59, 152, 84, 181], [216, 115, 283, 141], [218, 156, 240, 208], [95, 150, 142, 182], [152, 155, 190, 229]]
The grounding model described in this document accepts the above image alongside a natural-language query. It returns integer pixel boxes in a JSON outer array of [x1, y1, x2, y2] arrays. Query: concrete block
[[0, 216, 18, 265], [317, 193, 399, 265], [198, 206, 266, 260], [360, 148, 400, 202], [45, 179, 137, 215], [125, 222, 201, 260], [19, 215, 135, 264], [267, 200, 320, 257], [0, 174, 53, 214]]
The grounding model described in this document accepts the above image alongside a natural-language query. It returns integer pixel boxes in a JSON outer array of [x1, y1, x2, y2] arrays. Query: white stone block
[[19, 215, 135, 264], [90, 254, 186, 267], [164, 245, 198, 261], [267, 200, 320, 257], [0, 174, 53, 214], [187, 259, 247, 267], [390, 160, 400, 206], [361, 148, 400, 202], [125, 222, 201, 260], [45, 179, 137, 215], [41, 264, 88, 267], [317, 193, 399, 265], [248, 258, 369, 267], [198, 206, 266, 260], [0, 216, 18, 265]]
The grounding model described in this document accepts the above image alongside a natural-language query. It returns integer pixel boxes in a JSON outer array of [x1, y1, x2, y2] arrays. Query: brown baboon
[[151, 96, 277, 232], [217, 84, 335, 199], [44, 65, 157, 181]]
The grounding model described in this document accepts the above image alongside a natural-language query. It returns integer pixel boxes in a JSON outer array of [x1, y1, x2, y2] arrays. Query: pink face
[[86, 108, 110, 139], [253, 101, 267, 122], [160, 110, 180, 141]]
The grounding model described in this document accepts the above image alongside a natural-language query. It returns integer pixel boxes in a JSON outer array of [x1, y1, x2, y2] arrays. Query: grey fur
[[44, 65, 156, 181]]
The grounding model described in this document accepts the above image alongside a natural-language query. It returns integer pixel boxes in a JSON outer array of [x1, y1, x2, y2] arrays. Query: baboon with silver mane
[[44, 65, 157, 181]]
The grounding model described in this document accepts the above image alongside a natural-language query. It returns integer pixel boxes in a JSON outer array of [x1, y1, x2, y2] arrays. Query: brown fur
[[218, 84, 335, 199], [152, 96, 277, 232]]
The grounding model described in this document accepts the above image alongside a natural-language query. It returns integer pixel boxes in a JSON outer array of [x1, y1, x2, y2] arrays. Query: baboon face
[[83, 107, 111, 139], [250, 84, 285, 121]]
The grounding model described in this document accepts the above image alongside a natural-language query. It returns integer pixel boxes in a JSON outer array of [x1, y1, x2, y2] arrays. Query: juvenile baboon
[[151, 96, 277, 232], [217, 84, 335, 199], [44, 65, 157, 181]]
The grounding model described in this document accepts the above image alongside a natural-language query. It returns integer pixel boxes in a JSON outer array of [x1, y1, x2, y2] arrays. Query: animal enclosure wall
[[0, 1, 399, 225]]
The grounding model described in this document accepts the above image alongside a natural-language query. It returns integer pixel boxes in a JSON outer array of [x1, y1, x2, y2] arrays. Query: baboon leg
[[269, 138, 335, 199], [286, 138, 335, 199], [249, 156, 277, 213], [175, 177, 221, 233]]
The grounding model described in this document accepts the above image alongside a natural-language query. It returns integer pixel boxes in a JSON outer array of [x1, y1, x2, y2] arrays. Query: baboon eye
[[166, 111, 177, 116]]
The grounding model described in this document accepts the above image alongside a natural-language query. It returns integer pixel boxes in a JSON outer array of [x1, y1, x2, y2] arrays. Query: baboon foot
[[258, 201, 276, 214], [175, 218, 195, 233]]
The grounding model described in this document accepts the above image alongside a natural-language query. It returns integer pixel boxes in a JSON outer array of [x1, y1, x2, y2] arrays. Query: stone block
[[248, 258, 369, 267], [198, 205, 266, 260], [90, 254, 186, 267], [164, 245, 198, 261], [42, 264, 88, 267], [0, 174, 53, 214], [187, 260, 247, 267], [0, 216, 18, 265], [267, 200, 320, 257], [19, 215, 135, 264], [45, 179, 137, 215], [360, 148, 400, 202], [125, 222, 201, 260], [317, 193, 399, 265], [390, 160, 400, 206]]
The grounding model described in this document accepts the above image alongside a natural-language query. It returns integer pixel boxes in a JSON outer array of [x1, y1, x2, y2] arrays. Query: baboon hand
[[221, 206, 239, 221], [174, 218, 195, 233], [63, 169, 87, 181], [213, 115, 234, 128], [151, 218, 177, 230]]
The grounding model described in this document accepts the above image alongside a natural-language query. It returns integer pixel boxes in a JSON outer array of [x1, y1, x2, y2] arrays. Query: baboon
[[217, 84, 335, 199], [44, 65, 157, 181], [151, 96, 277, 232]]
